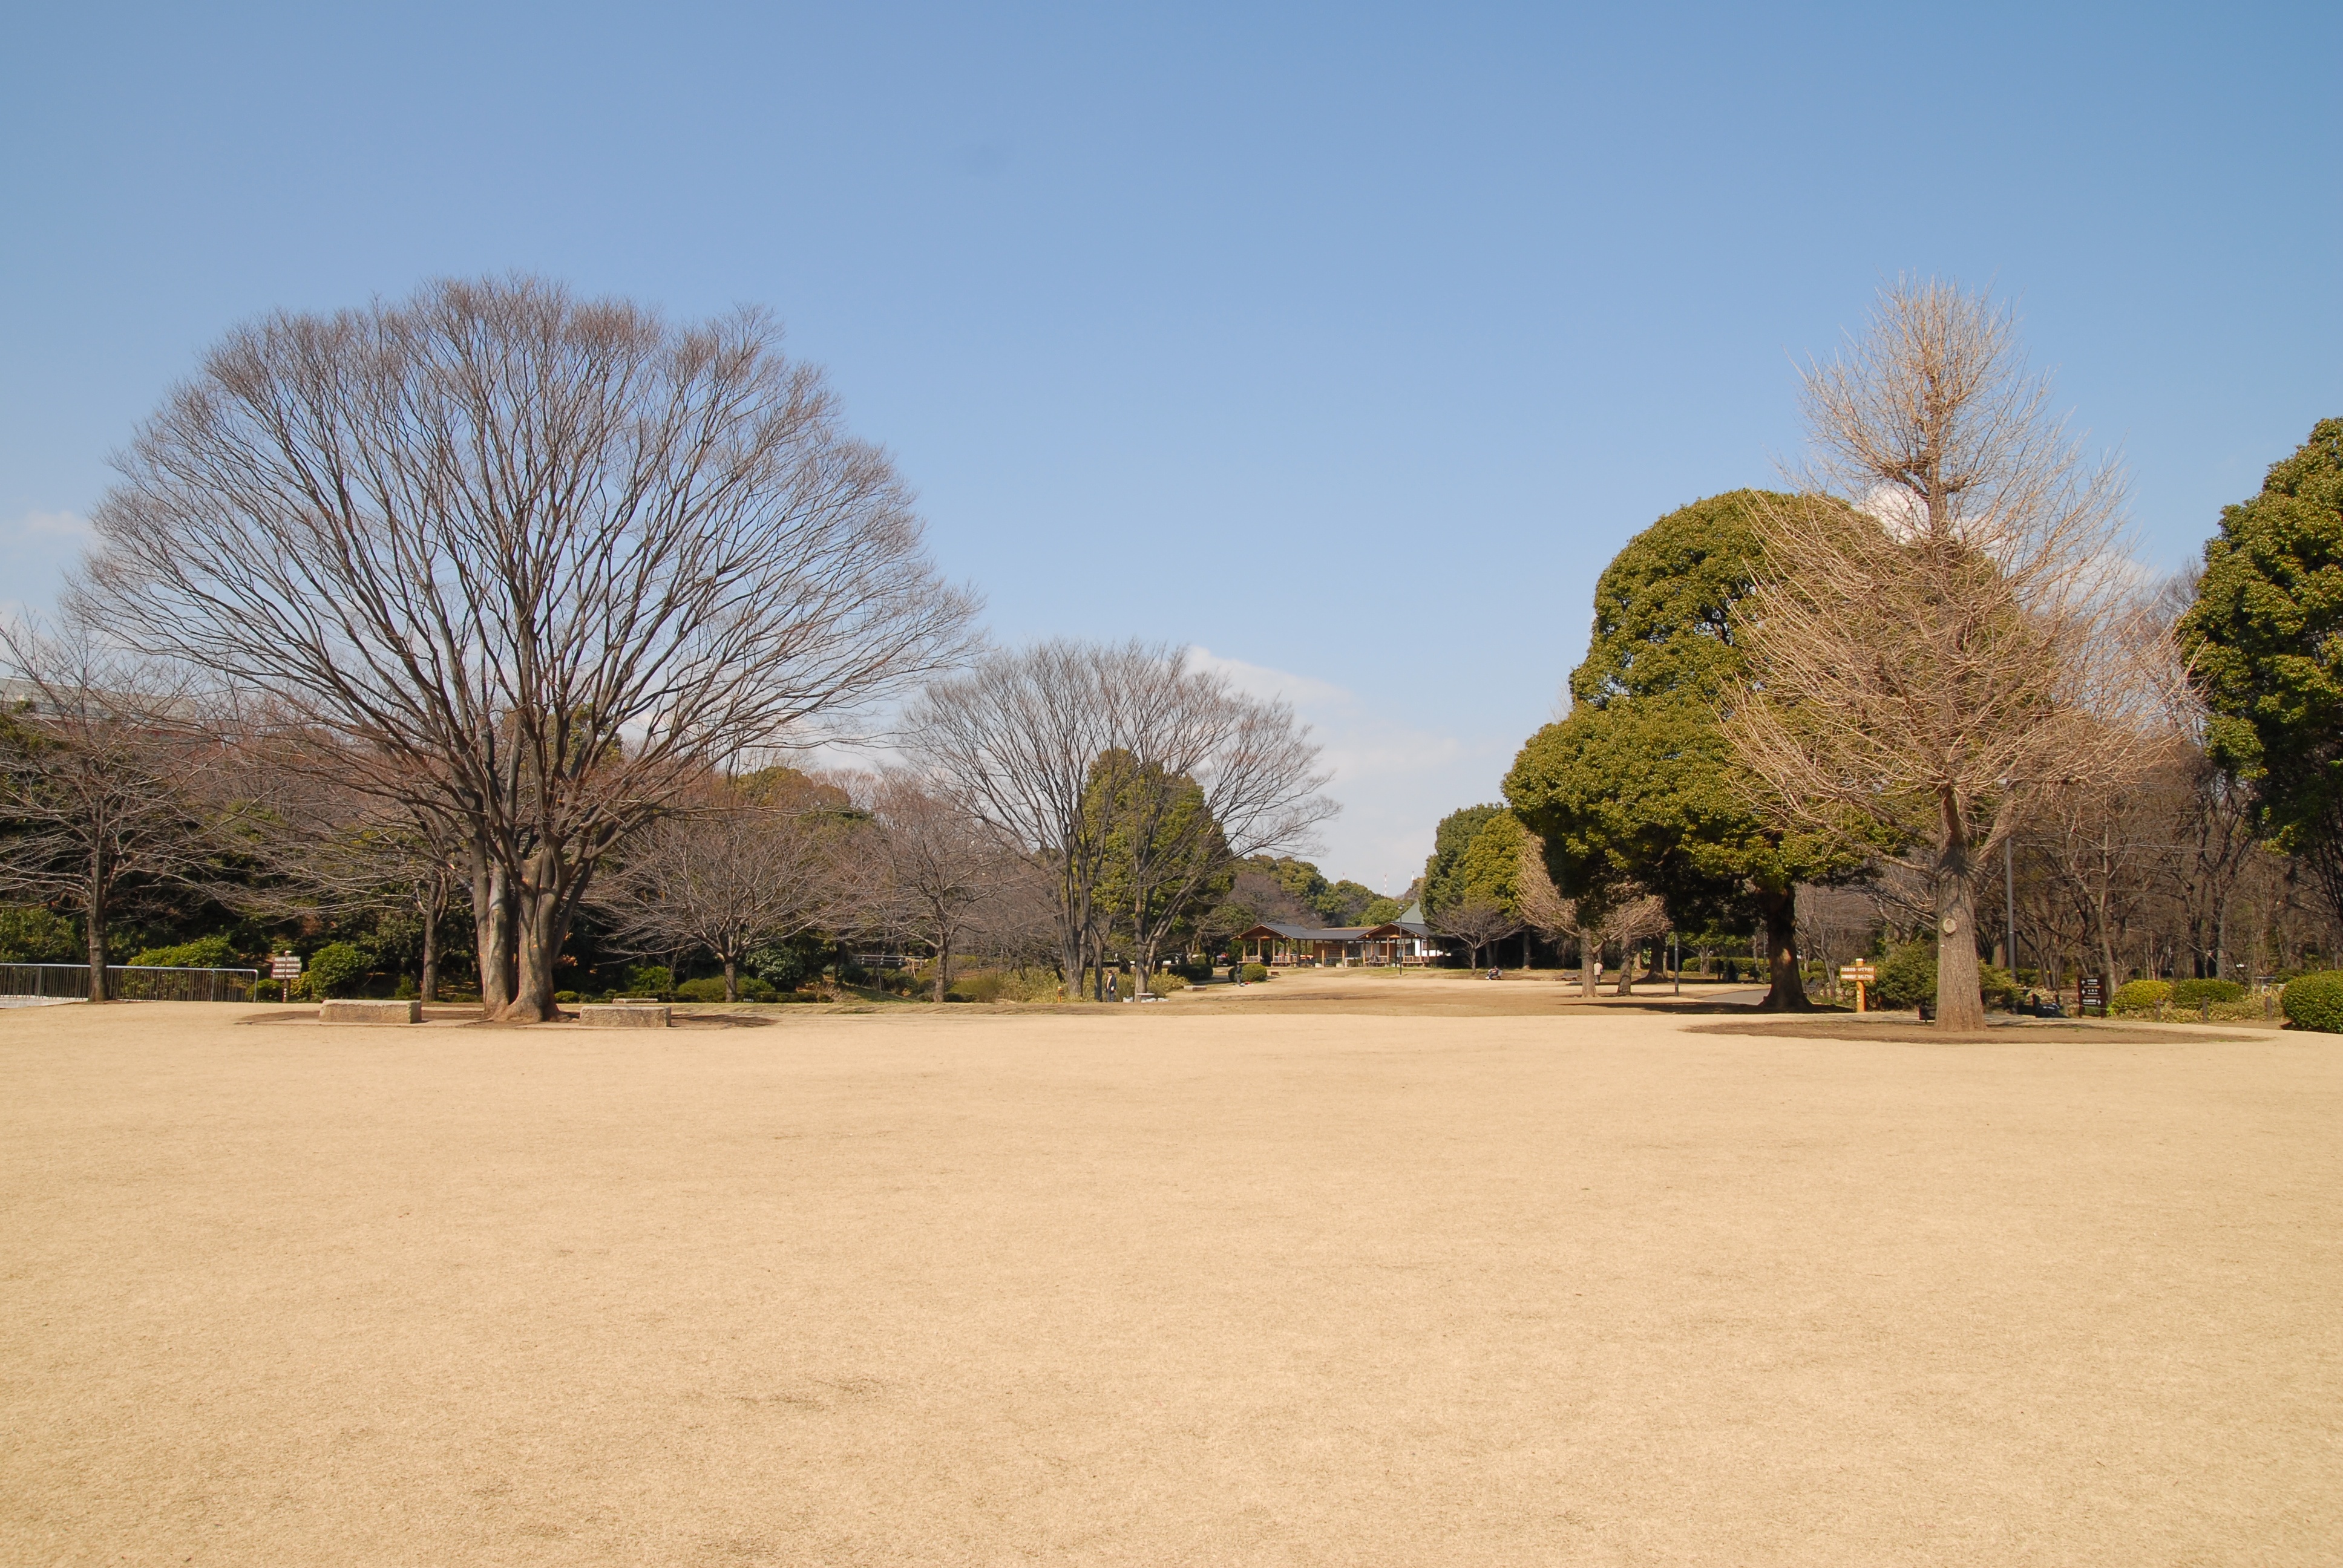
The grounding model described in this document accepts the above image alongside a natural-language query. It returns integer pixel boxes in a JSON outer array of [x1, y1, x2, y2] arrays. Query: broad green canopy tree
[[2178, 419, 2343, 912], [1452, 811, 1528, 913], [1421, 804, 1506, 917], [1504, 491, 1860, 1010]]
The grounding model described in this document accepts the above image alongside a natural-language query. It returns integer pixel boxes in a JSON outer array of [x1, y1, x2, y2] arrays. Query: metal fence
[[0, 963, 260, 1002]]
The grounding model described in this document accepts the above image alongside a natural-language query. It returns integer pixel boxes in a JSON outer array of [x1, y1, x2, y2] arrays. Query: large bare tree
[[905, 640, 1333, 999], [1726, 279, 2158, 1028], [0, 622, 225, 1000], [73, 276, 974, 1021]]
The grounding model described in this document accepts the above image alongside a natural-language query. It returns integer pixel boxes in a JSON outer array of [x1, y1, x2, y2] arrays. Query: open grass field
[[4, 978, 2337, 1565]]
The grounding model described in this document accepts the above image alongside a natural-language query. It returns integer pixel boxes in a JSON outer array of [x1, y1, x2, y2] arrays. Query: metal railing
[[0, 963, 260, 1002]]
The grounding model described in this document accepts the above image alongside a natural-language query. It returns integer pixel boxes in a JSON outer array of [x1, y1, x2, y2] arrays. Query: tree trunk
[[419, 884, 441, 1004], [1753, 886, 1813, 1012], [84, 851, 110, 1003], [723, 954, 739, 1002], [1933, 832, 1986, 1028], [1581, 940, 1599, 999], [506, 848, 566, 1023], [934, 929, 952, 1003], [470, 843, 516, 1015], [1616, 941, 1636, 996], [2094, 890, 2120, 999]]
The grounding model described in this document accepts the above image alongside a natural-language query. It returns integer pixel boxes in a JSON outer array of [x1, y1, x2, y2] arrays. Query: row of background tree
[[0, 648, 1394, 1004]]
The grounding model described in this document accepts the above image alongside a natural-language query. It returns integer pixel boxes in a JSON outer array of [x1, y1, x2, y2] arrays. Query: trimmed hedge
[[2281, 970, 2343, 1033], [2111, 979, 2172, 1016], [1242, 963, 1270, 984], [2169, 978, 2244, 1007]]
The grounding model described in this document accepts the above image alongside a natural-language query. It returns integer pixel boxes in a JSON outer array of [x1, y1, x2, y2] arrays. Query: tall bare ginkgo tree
[[1727, 279, 2162, 1028], [73, 276, 975, 1021]]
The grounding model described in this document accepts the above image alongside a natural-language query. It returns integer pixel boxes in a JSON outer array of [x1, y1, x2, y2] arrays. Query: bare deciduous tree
[[1601, 893, 1670, 995], [1517, 837, 1668, 996], [1432, 898, 1522, 972], [855, 771, 1022, 1002], [588, 769, 850, 1002], [906, 640, 1333, 999], [73, 277, 974, 1021], [1728, 278, 2160, 1028], [0, 622, 224, 1001], [210, 741, 468, 1000]]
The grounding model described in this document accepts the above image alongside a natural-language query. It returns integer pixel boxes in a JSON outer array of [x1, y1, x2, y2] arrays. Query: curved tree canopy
[[1420, 803, 1506, 917], [2178, 419, 2343, 902], [1450, 810, 1529, 916], [73, 275, 976, 1020], [1504, 490, 1860, 1008]]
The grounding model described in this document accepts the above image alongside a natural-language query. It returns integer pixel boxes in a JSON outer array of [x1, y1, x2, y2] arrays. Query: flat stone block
[[579, 1004, 670, 1028], [319, 999, 422, 1025]]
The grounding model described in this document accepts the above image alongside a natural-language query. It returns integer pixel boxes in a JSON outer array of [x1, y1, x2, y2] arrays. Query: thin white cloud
[[1189, 645, 1506, 893], [10, 508, 94, 541]]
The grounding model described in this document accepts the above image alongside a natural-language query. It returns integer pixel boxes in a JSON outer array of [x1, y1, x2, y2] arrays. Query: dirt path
[[4, 1001, 2336, 1564]]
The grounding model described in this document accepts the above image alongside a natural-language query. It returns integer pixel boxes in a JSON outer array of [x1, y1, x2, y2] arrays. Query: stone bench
[[319, 999, 422, 1024], [578, 1002, 670, 1028]]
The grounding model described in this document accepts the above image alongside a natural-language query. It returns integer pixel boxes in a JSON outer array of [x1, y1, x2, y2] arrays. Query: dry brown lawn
[[3, 981, 2337, 1565]]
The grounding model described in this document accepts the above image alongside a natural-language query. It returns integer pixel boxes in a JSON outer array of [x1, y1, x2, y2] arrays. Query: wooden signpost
[[2079, 975, 2106, 1017], [1841, 960, 1877, 1013]]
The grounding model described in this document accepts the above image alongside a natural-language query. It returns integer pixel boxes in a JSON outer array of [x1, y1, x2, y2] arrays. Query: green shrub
[[674, 976, 729, 1002], [303, 942, 373, 998], [1242, 962, 1270, 984], [0, 906, 80, 963], [2281, 970, 2343, 1033], [624, 965, 673, 999], [252, 979, 283, 1002], [553, 990, 580, 1004], [1874, 942, 2019, 1010], [2111, 979, 2172, 1016], [2169, 978, 2244, 1007], [1148, 972, 1190, 993], [739, 976, 778, 1002], [1873, 943, 1936, 1010], [127, 934, 240, 969]]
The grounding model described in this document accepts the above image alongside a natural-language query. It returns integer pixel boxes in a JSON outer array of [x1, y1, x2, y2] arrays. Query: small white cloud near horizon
[[1188, 645, 1510, 894]]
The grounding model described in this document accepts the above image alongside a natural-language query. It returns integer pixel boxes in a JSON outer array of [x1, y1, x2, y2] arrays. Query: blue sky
[[5, 2, 2338, 890]]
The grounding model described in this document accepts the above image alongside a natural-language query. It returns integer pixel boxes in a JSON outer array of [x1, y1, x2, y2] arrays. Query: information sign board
[[271, 954, 304, 981]]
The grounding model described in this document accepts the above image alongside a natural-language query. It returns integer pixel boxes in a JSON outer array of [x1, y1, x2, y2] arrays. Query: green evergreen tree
[[1420, 804, 1506, 917], [2178, 420, 2343, 913], [1504, 491, 1861, 1010]]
